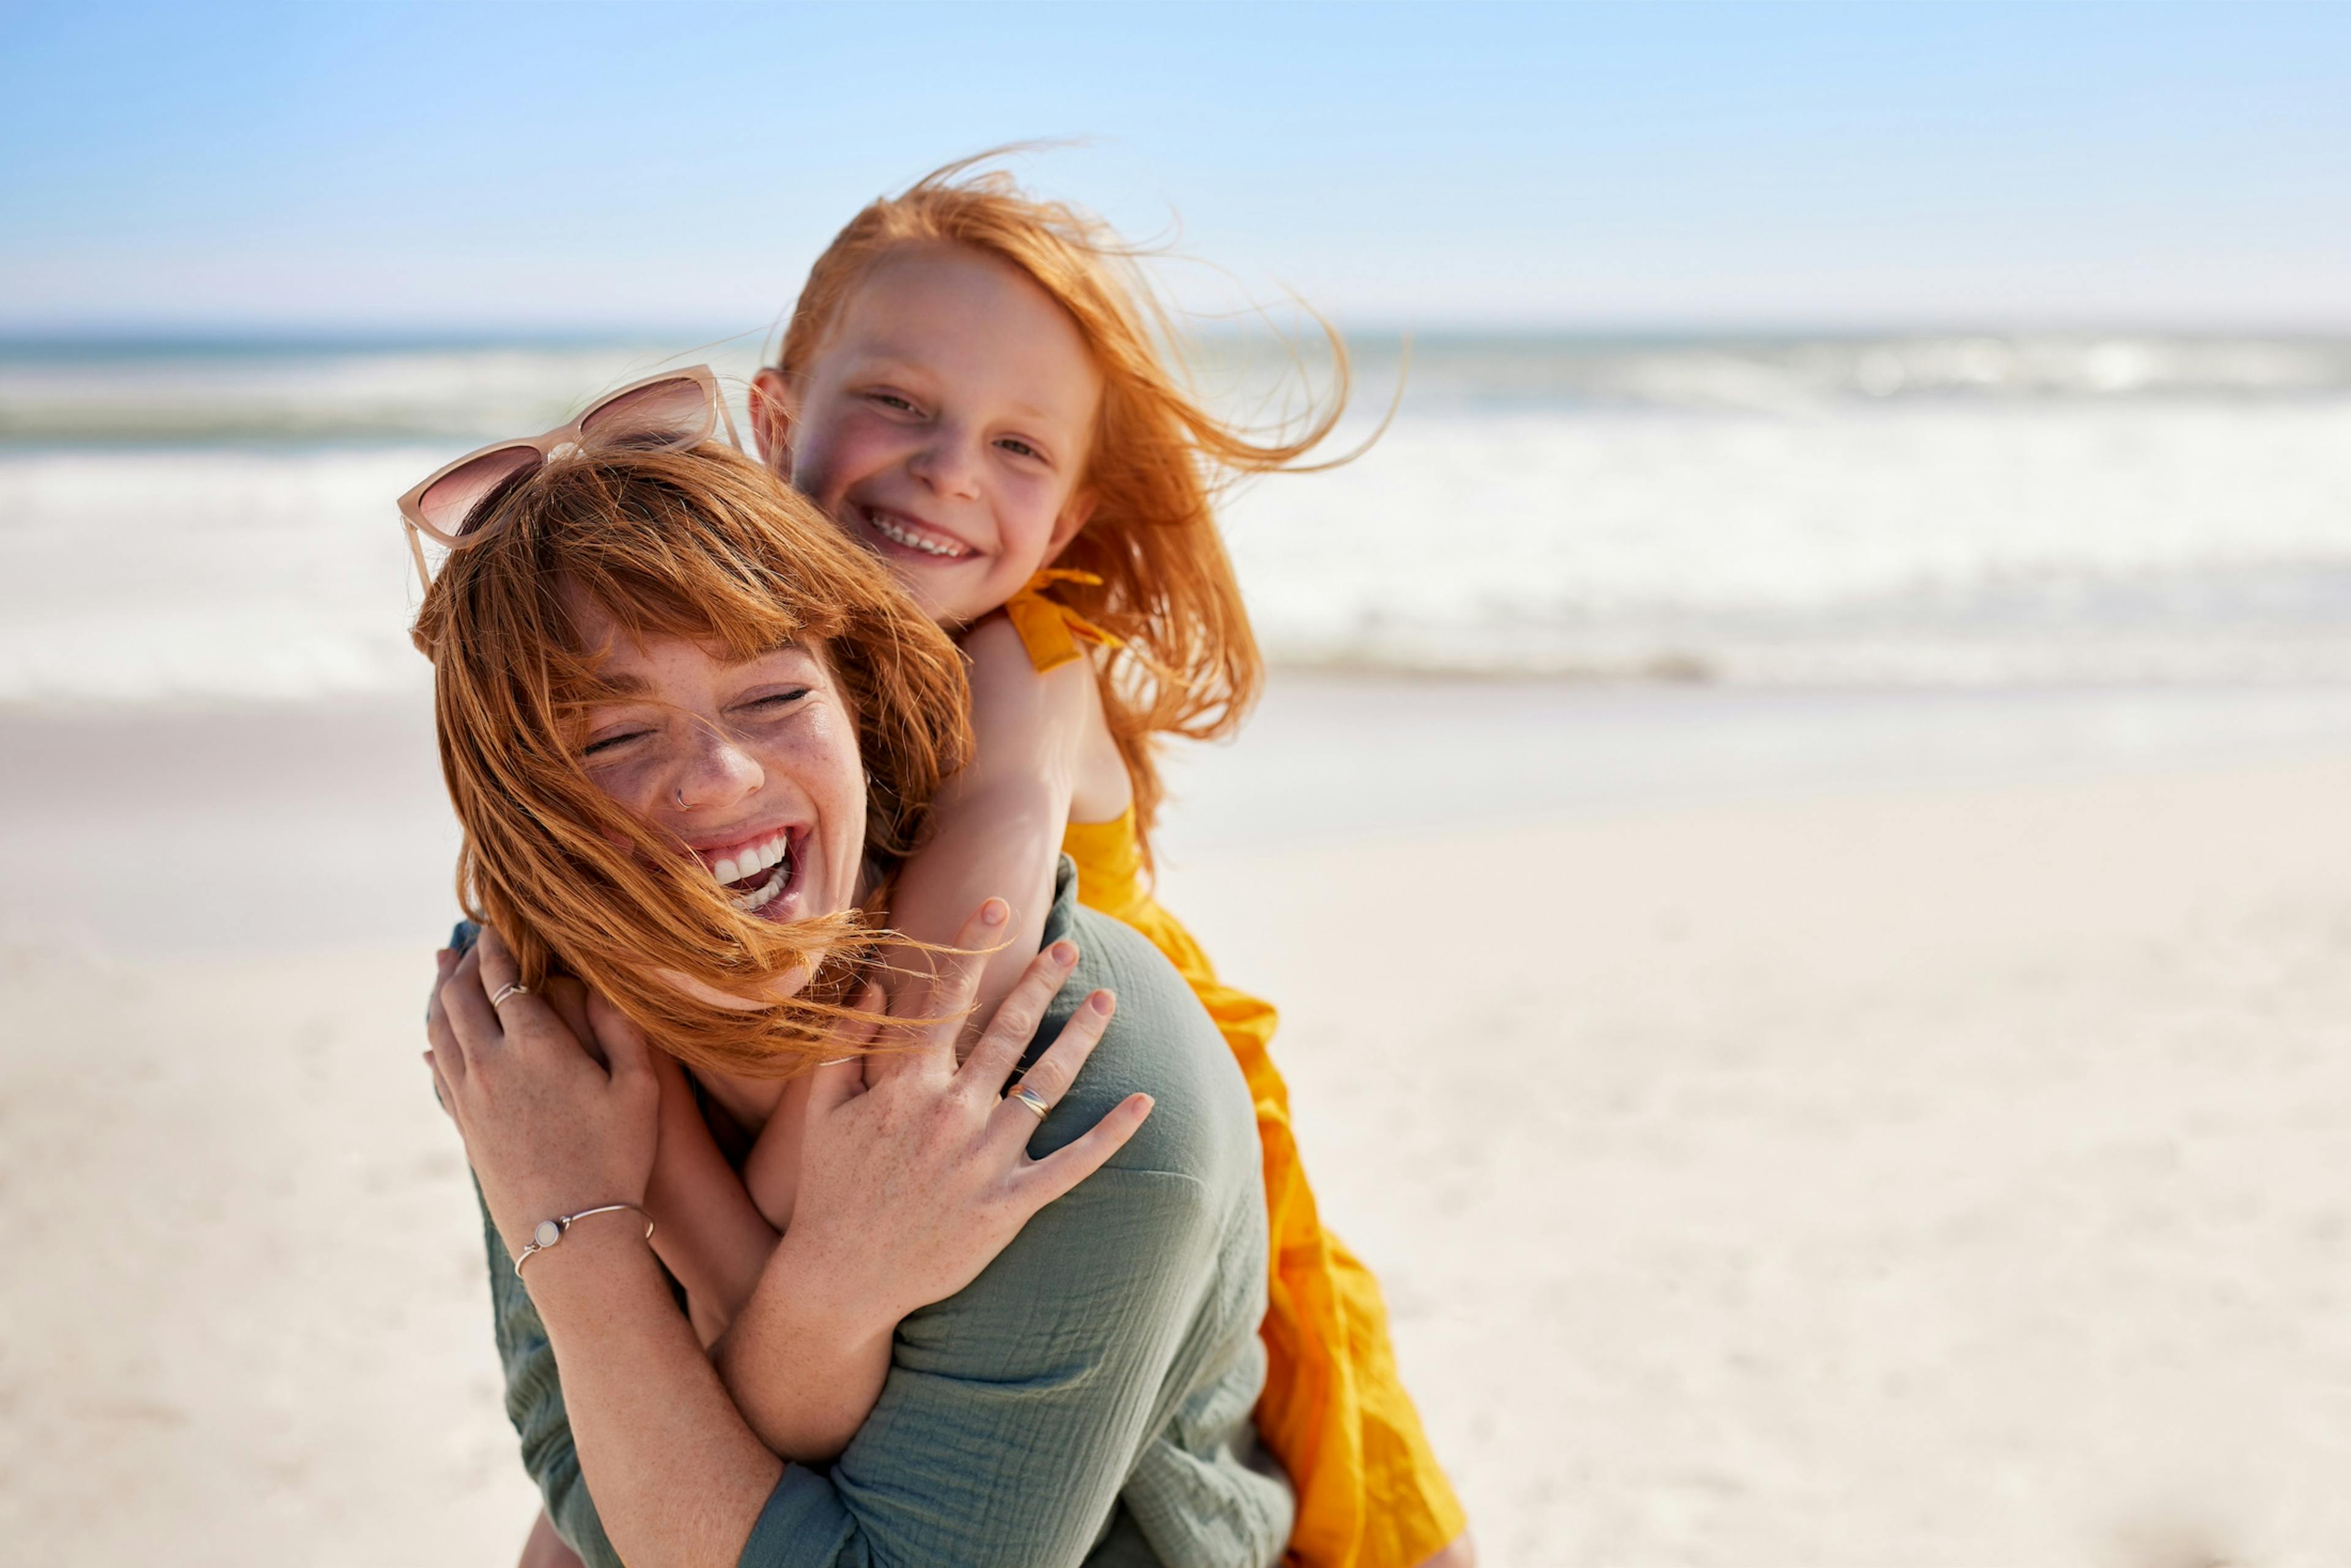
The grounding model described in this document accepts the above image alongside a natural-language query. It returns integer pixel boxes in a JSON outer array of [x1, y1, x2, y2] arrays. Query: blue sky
[[4, 1, 2347, 333]]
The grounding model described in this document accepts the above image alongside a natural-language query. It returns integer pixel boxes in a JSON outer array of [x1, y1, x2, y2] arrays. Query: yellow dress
[[1009, 576, 1468, 1568]]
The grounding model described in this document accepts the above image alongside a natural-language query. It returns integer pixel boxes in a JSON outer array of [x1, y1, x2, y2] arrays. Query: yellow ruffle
[[1002, 568, 1123, 675], [1062, 811, 1468, 1568]]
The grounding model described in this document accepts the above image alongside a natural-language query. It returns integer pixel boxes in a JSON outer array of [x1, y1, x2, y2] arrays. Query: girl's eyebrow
[[844, 347, 1081, 428], [841, 347, 934, 379]]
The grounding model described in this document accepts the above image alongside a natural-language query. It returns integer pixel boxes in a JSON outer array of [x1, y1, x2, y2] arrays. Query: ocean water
[[4, 332, 2348, 705]]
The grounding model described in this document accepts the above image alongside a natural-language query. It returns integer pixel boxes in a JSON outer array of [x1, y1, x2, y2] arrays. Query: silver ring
[[1008, 1084, 1052, 1120], [489, 982, 530, 1008]]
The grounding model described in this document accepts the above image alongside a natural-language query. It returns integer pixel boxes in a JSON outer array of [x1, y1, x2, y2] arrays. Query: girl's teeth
[[869, 511, 965, 557], [714, 855, 741, 883]]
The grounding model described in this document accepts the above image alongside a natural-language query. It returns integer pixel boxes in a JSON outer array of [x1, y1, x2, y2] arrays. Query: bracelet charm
[[514, 1202, 654, 1278]]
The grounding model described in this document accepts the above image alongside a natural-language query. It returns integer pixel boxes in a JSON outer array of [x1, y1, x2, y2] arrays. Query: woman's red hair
[[411, 443, 972, 1079]]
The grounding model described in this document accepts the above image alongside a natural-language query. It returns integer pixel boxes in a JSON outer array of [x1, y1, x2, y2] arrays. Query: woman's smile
[[686, 824, 808, 918]]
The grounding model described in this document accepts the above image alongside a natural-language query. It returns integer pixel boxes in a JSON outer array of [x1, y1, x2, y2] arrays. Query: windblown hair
[[410, 443, 972, 1079], [774, 151, 1359, 861]]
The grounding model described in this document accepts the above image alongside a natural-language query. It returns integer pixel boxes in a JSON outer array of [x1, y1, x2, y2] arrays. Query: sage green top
[[478, 859, 1292, 1567]]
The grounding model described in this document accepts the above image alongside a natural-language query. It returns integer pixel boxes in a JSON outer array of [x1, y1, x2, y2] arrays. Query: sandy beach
[[6, 678, 2351, 1566]]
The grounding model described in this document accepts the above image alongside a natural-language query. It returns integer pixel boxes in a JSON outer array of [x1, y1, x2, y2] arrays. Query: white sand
[[6, 686, 2351, 1566]]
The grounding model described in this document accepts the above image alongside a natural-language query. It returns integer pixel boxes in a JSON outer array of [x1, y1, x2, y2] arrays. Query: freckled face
[[567, 596, 868, 948], [771, 245, 1104, 626]]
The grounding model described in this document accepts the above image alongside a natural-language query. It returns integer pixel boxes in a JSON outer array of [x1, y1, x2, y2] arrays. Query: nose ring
[[675, 786, 686, 809]]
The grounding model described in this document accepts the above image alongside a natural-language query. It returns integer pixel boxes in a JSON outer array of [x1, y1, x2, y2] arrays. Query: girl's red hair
[[774, 152, 1357, 863]]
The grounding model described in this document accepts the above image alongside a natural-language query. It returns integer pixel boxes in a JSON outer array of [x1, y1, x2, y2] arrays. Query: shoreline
[[8, 675, 2351, 961]]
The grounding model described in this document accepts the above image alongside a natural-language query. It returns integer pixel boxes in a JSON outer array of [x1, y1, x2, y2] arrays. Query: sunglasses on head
[[397, 365, 741, 588]]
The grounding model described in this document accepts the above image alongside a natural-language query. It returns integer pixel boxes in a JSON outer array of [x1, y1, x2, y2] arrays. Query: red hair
[[411, 443, 972, 1079], [775, 152, 1360, 863]]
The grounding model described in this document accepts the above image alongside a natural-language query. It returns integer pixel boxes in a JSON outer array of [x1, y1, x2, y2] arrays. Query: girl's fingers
[[806, 1052, 868, 1117], [1022, 1092, 1155, 1206], [959, 940, 1081, 1094], [808, 983, 882, 1112], [901, 898, 1010, 1075], [992, 989, 1115, 1143]]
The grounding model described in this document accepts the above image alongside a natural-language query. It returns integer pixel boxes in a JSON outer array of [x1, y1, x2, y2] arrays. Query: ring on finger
[[489, 982, 530, 1009], [1008, 1082, 1052, 1120]]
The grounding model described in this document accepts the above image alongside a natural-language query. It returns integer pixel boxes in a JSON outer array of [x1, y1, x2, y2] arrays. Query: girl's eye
[[996, 437, 1043, 462], [869, 392, 918, 413]]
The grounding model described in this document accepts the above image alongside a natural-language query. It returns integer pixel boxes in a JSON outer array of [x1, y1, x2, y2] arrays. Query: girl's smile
[[754, 243, 1103, 626]]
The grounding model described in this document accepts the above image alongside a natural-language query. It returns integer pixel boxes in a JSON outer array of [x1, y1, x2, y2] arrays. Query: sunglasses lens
[[418, 446, 541, 540], [579, 375, 714, 451]]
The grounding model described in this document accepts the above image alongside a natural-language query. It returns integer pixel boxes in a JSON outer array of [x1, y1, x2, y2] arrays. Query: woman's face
[[567, 593, 869, 934], [756, 244, 1104, 626]]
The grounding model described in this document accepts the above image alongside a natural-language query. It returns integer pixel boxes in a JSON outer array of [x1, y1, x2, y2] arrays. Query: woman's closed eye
[[737, 687, 812, 720], [583, 727, 651, 758]]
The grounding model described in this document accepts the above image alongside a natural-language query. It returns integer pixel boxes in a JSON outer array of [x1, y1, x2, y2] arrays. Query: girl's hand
[[424, 927, 661, 1262], [744, 899, 1153, 1345]]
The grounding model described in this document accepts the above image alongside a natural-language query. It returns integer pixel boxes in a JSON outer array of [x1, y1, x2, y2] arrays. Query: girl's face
[[566, 593, 869, 939], [754, 244, 1104, 626]]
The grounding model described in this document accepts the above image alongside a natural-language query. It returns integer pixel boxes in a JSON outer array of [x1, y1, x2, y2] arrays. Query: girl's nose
[[907, 426, 983, 500]]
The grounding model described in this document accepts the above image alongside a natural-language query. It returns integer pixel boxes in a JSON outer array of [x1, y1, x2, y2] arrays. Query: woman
[[410, 402, 1290, 1568]]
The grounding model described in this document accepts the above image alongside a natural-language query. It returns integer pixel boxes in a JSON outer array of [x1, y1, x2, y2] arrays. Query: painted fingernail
[[981, 898, 1008, 926], [1050, 941, 1078, 966], [1088, 989, 1115, 1015]]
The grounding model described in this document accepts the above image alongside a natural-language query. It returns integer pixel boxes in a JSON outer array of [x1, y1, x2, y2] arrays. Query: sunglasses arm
[[405, 520, 434, 595]]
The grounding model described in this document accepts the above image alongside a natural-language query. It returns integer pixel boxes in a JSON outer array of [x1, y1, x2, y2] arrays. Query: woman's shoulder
[[1027, 897, 1259, 1195]]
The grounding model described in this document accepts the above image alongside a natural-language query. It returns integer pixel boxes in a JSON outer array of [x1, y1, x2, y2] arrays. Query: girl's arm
[[699, 1086, 891, 1466], [639, 1052, 891, 1463], [884, 615, 1107, 1022], [431, 914, 1144, 1568], [640, 1048, 774, 1340]]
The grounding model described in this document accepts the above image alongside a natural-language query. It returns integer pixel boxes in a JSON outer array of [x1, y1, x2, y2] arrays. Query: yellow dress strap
[[1002, 569, 1125, 674]]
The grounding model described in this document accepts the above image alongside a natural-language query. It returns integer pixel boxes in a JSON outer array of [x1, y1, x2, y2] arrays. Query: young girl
[[710, 158, 1473, 1568]]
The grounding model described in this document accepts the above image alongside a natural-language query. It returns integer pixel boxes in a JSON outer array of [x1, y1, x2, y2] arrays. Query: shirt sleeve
[[478, 1167, 1232, 1568], [737, 1166, 1228, 1568], [479, 1195, 627, 1568]]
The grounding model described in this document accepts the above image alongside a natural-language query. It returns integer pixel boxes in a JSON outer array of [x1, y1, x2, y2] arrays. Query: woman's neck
[[691, 1063, 788, 1141], [688, 855, 888, 1141]]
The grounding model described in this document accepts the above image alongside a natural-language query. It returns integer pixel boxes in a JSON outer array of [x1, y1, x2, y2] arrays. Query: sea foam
[[5, 336, 2350, 705]]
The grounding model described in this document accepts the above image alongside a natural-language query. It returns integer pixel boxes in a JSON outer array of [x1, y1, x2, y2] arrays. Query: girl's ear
[[749, 367, 798, 477], [1043, 489, 1098, 564]]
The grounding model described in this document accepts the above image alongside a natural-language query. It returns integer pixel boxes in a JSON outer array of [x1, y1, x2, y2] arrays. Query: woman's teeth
[[713, 831, 792, 912], [864, 507, 970, 558], [730, 863, 788, 913]]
